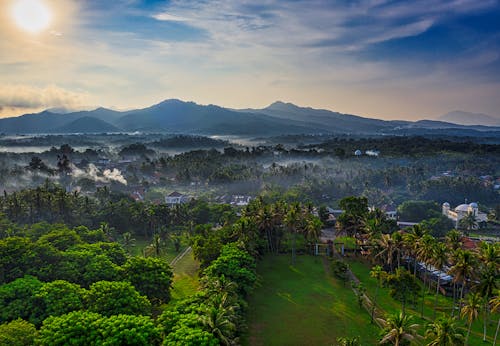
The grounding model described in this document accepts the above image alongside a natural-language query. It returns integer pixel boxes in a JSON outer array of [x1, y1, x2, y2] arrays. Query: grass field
[[170, 248, 200, 301], [346, 257, 498, 345], [244, 255, 380, 346]]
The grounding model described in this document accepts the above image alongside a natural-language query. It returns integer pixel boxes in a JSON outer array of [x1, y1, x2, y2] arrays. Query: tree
[[85, 281, 151, 317], [336, 336, 360, 346], [425, 316, 465, 346], [490, 291, 500, 346], [37, 311, 102, 345], [458, 213, 477, 235], [449, 250, 477, 311], [370, 265, 386, 323], [36, 280, 85, 318], [95, 314, 161, 346], [122, 257, 173, 304], [460, 292, 482, 345], [431, 242, 448, 319], [336, 196, 368, 237], [120, 232, 136, 254], [0, 319, 37, 346], [475, 262, 498, 342], [199, 302, 236, 346], [378, 311, 420, 346], [144, 233, 165, 258], [384, 268, 420, 315], [0, 275, 44, 325]]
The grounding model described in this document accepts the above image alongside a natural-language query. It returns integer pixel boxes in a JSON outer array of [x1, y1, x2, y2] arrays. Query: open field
[[170, 248, 200, 301], [244, 255, 380, 346]]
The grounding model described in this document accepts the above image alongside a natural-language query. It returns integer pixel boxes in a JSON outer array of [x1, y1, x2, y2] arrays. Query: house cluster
[[165, 191, 192, 205], [214, 195, 254, 207], [354, 149, 380, 157]]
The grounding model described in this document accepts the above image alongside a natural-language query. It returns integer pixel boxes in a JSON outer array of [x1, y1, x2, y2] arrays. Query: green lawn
[[346, 257, 498, 345], [244, 255, 380, 346], [131, 236, 185, 263], [170, 249, 200, 301]]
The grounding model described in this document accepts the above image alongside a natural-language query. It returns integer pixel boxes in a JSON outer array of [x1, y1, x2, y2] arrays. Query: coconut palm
[[336, 336, 360, 346], [121, 231, 136, 254], [449, 250, 477, 311], [490, 291, 500, 346], [460, 292, 482, 345], [425, 315, 465, 346], [377, 311, 420, 346], [416, 234, 436, 318], [144, 233, 164, 257], [445, 230, 462, 252], [459, 213, 477, 235], [370, 265, 386, 323], [475, 263, 499, 342], [431, 242, 449, 319], [375, 233, 397, 272], [199, 304, 236, 346]]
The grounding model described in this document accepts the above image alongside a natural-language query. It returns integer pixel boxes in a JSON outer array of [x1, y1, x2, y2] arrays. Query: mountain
[[1, 99, 499, 137], [115, 99, 319, 134], [243, 101, 410, 133], [438, 111, 500, 126], [55, 116, 121, 133]]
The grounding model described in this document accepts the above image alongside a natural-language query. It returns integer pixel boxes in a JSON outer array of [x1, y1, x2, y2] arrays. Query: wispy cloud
[[0, 85, 89, 117]]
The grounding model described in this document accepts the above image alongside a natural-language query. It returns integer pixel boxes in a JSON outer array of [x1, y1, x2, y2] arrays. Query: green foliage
[[0, 237, 33, 284], [164, 325, 219, 346], [37, 311, 161, 346], [123, 257, 173, 304], [420, 215, 455, 238], [397, 200, 440, 222], [331, 259, 349, 285], [36, 280, 85, 318], [204, 243, 256, 297], [0, 319, 37, 346], [0, 276, 44, 325], [384, 268, 419, 311], [85, 281, 151, 317], [37, 229, 82, 251]]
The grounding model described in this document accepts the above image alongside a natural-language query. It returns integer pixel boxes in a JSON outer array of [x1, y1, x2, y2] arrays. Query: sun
[[11, 0, 52, 34]]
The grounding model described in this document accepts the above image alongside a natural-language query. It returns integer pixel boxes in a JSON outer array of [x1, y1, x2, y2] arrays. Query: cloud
[[0, 85, 89, 117], [152, 12, 187, 22]]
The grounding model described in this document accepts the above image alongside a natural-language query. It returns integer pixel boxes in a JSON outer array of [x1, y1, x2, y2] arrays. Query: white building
[[442, 202, 488, 228], [165, 191, 191, 205]]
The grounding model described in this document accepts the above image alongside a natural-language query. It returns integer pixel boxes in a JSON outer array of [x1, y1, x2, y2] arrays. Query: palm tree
[[475, 263, 498, 342], [449, 250, 477, 313], [284, 203, 301, 265], [370, 265, 386, 323], [336, 336, 360, 346], [199, 304, 236, 346], [144, 233, 164, 257], [377, 311, 420, 346], [445, 229, 462, 252], [460, 292, 482, 345], [490, 291, 500, 346], [425, 315, 465, 346], [459, 213, 477, 235], [121, 231, 136, 254], [416, 234, 435, 318], [431, 242, 449, 319], [375, 234, 397, 272]]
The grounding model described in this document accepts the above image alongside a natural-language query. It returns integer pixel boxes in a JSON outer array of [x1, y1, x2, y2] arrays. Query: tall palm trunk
[[493, 317, 499, 346], [433, 276, 441, 320], [466, 320, 472, 345], [483, 301, 488, 342]]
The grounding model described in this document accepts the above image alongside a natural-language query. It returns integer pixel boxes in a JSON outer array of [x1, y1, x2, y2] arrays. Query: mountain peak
[[266, 101, 300, 110]]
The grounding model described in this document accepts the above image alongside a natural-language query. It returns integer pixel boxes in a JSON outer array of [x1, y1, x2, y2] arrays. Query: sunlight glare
[[12, 0, 52, 34]]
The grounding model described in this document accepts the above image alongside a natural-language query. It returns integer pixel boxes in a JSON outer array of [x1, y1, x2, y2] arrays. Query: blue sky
[[0, 0, 499, 120]]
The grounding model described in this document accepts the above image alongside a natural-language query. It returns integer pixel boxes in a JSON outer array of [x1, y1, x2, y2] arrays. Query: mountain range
[[0, 99, 499, 136]]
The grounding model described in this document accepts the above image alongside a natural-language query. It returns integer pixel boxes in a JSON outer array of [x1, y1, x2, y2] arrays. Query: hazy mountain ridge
[[1, 99, 499, 136], [438, 110, 500, 126]]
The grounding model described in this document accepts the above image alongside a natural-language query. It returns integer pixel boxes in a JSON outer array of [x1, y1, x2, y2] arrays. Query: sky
[[0, 0, 499, 120]]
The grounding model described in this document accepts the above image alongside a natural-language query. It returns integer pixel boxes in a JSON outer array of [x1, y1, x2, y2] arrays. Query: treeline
[[0, 182, 235, 238]]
